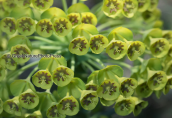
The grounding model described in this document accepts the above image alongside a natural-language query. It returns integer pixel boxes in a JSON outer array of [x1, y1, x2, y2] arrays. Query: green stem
[[71, 56, 75, 72], [72, 0, 77, 4], [82, 61, 95, 72], [97, 13, 105, 23], [35, 46, 64, 50], [137, 57, 144, 63], [28, 36, 61, 45], [62, 0, 68, 13], [102, 59, 132, 69], [85, 54, 105, 68], [55, 48, 68, 54], [26, 66, 38, 81], [145, 50, 152, 55], [7, 61, 39, 79], [87, 59, 102, 70]]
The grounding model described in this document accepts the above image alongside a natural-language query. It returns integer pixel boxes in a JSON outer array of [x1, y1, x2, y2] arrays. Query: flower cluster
[[0, 0, 172, 118]]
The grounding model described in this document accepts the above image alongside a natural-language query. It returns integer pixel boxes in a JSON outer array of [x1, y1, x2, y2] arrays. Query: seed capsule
[[0, 17, 17, 35], [53, 66, 74, 87], [36, 19, 53, 37], [69, 37, 89, 55], [53, 17, 72, 36], [32, 70, 53, 89]]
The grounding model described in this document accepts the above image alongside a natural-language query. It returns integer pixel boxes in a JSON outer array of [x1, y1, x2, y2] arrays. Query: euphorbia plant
[[0, 0, 171, 118]]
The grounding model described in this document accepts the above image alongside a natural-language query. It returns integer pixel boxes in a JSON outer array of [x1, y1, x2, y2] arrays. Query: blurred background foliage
[[21, 0, 172, 118]]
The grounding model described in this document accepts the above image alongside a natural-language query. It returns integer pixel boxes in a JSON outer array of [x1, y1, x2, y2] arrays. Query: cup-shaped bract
[[0, 65, 6, 81], [0, 53, 17, 70], [142, 8, 161, 23], [67, 3, 90, 14], [38, 56, 67, 73], [148, 0, 158, 11], [142, 28, 162, 47], [168, 45, 172, 58], [122, 0, 138, 18], [0, 98, 3, 114], [162, 76, 172, 95], [67, 13, 81, 27], [32, 0, 53, 10], [135, 81, 153, 98], [119, 77, 137, 98], [150, 38, 170, 58], [69, 37, 89, 55], [81, 12, 97, 26], [25, 110, 42, 118], [17, 17, 35, 36], [0, 17, 16, 35], [10, 79, 36, 97], [100, 98, 116, 107], [19, 89, 39, 109], [41, 7, 67, 20], [147, 70, 168, 91], [47, 103, 66, 118], [114, 95, 135, 116], [90, 34, 109, 54], [97, 79, 120, 100], [2, 0, 16, 12], [102, 0, 123, 18], [80, 90, 98, 110], [0, 1, 9, 19], [106, 40, 128, 60], [137, 0, 150, 12], [0, 83, 10, 101], [53, 17, 72, 36], [53, 66, 74, 87], [86, 83, 98, 91], [164, 61, 172, 76], [127, 41, 145, 61], [36, 19, 53, 37], [32, 70, 53, 89], [3, 97, 22, 116], [108, 27, 133, 42], [72, 24, 99, 40], [14, 0, 31, 8], [162, 31, 172, 44], [57, 96, 79, 116], [11, 44, 31, 64], [132, 97, 148, 116]]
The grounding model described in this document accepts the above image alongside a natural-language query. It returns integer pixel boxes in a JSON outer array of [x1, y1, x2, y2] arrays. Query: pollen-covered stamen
[[101, 81, 117, 95], [54, 19, 68, 33], [68, 15, 79, 25], [13, 46, 30, 59], [72, 38, 87, 51], [39, 20, 52, 33], [34, 0, 48, 7], [153, 40, 165, 53], [119, 100, 131, 111], [128, 43, 141, 56], [82, 93, 96, 106], [110, 42, 124, 55], [140, 83, 150, 92], [36, 71, 51, 84], [90, 36, 105, 50], [3, 18, 16, 32], [2, 55, 16, 66], [61, 99, 76, 111], [106, 0, 120, 13], [123, 0, 134, 13], [82, 15, 93, 24], [7, 101, 19, 111], [21, 93, 36, 104], [54, 68, 69, 81], [48, 105, 60, 117], [150, 73, 163, 86], [86, 85, 97, 91], [121, 79, 134, 93], [19, 18, 33, 31]]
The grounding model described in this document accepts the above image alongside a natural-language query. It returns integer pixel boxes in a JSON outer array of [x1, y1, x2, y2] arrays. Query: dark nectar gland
[[90, 36, 105, 50], [82, 93, 96, 106], [54, 19, 68, 33], [128, 43, 141, 56], [54, 68, 69, 81], [106, 0, 120, 13], [21, 93, 36, 104], [60, 99, 76, 111], [35, 71, 51, 84], [3, 18, 16, 32], [72, 38, 87, 51], [19, 18, 33, 32], [121, 79, 134, 93], [101, 81, 117, 95], [109, 42, 124, 55]]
